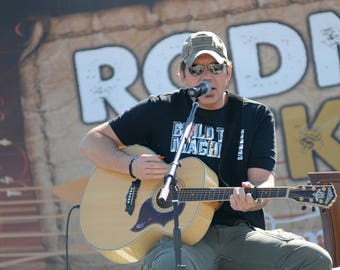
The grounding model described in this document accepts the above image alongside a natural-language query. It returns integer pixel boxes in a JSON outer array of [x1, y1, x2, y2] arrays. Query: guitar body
[[80, 145, 219, 264], [80, 145, 337, 264]]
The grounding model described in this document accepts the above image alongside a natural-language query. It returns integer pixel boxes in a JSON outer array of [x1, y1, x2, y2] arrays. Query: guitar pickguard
[[131, 198, 185, 232]]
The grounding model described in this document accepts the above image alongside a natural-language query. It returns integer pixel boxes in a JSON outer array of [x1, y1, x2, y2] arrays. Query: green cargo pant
[[142, 223, 332, 270]]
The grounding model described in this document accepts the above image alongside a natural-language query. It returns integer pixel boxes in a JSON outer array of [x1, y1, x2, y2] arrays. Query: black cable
[[65, 204, 80, 270]]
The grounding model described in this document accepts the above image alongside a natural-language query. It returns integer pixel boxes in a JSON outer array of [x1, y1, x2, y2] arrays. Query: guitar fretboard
[[177, 187, 289, 202]]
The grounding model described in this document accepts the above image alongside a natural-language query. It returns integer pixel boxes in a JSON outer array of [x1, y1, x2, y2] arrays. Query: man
[[80, 31, 332, 269]]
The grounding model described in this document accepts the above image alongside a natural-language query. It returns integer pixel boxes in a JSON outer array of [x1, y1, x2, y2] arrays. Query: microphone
[[186, 81, 211, 98]]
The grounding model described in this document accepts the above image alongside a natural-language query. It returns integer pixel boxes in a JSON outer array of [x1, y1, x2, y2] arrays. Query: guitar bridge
[[125, 179, 141, 215]]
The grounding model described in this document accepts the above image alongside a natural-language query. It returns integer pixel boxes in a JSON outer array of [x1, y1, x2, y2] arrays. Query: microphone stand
[[158, 98, 200, 270]]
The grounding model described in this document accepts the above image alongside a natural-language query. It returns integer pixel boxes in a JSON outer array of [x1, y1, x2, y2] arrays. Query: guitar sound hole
[[156, 190, 173, 209]]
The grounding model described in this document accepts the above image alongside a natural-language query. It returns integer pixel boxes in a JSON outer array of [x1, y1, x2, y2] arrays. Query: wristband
[[128, 157, 137, 179]]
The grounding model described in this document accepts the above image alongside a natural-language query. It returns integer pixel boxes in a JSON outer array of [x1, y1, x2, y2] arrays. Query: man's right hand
[[130, 154, 168, 180]]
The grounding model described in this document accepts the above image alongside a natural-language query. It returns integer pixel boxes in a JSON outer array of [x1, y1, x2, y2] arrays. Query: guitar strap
[[218, 91, 246, 187], [215, 92, 267, 229]]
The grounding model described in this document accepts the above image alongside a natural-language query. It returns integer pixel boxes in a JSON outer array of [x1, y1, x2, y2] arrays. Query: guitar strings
[[145, 185, 332, 205]]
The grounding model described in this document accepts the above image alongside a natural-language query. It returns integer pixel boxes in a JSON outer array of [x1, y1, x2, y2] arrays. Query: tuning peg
[[312, 206, 316, 212], [301, 205, 307, 211]]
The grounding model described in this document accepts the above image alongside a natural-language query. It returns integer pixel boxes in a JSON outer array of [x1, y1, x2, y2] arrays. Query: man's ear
[[226, 65, 232, 83], [178, 68, 186, 84]]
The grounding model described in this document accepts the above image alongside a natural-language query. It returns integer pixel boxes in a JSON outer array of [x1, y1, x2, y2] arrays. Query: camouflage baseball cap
[[181, 31, 229, 67]]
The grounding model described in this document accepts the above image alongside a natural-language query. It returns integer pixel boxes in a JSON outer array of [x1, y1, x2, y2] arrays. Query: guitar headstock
[[288, 184, 337, 208]]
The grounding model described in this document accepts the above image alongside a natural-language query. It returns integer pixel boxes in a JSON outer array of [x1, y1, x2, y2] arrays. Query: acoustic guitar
[[80, 145, 337, 264]]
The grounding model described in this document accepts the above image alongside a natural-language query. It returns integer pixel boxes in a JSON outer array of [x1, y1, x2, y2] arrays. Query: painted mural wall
[[0, 0, 339, 269]]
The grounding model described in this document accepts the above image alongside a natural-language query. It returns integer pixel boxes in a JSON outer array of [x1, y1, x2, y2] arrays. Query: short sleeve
[[109, 97, 155, 146], [247, 104, 276, 174]]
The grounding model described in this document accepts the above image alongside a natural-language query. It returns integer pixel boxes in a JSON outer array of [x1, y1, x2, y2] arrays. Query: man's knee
[[309, 247, 333, 269], [143, 247, 199, 270], [293, 242, 333, 270]]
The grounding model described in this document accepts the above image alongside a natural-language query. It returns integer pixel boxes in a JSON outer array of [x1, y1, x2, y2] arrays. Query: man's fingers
[[230, 187, 257, 211], [245, 193, 255, 204]]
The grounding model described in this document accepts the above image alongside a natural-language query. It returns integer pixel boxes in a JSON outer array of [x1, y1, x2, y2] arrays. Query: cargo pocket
[[252, 227, 304, 243]]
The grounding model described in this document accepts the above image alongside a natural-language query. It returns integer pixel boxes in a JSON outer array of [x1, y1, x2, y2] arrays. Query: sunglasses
[[188, 63, 226, 76]]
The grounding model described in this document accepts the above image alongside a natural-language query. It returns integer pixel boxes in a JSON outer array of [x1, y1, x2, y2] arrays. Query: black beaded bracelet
[[128, 157, 137, 179]]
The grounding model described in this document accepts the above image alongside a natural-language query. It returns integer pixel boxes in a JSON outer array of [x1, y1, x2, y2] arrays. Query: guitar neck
[[178, 187, 288, 202]]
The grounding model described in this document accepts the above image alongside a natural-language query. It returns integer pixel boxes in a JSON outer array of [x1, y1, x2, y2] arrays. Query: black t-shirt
[[109, 89, 276, 228]]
